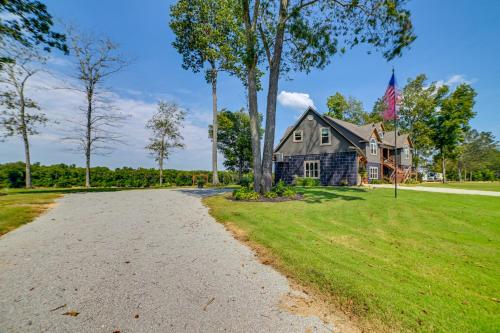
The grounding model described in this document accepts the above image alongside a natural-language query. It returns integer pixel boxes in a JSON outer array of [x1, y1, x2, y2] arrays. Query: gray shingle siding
[[275, 152, 358, 186]]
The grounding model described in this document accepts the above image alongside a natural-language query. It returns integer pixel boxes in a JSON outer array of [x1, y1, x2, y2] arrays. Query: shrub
[[273, 180, 287, 196], [233, 187, 260, 200], [294, 176, 320, 187], [264, 191, 278, 199], [239, 176, 252, 189], [404, 178, 419, 184], [339, 178, 350, 186], [370, 179, 384, 184], [282, 187, 296, 198]]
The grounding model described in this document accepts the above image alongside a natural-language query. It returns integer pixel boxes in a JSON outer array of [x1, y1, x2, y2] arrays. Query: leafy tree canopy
[[169, 0, 244, 82], [0, 0, 67, 67], [325, 92, 367, 125]]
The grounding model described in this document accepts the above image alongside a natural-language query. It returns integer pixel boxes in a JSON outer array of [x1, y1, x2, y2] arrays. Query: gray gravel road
[[0, 189, 332, 333]]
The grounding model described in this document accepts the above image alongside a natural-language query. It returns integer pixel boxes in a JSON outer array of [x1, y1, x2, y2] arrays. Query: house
[[273, 107, 413, 186]]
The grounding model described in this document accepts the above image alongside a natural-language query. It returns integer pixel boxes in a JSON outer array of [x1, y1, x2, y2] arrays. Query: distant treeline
[[0, 162, 240, 188]]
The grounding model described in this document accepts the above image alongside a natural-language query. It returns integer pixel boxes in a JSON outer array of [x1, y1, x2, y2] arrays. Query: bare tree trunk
[[211, 66, 219, 185], [18, 89, 32, 189], [261, 0, 289, 193], [247, 64, 262, 193], [441, 149, 446, 183], [159, 158, 164, 186], [22, 129, 32, 189], [85, 93, 92, 188], [242, 0, 262, 193]]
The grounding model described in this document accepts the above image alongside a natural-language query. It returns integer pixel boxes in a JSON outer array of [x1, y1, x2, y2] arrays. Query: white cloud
[[435, 74, 476, 88], [277, 91, 315, 111], [0, 63, 217, 170]]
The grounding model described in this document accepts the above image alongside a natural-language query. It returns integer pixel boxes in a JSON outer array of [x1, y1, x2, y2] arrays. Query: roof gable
[[274, 107, 363, 154]]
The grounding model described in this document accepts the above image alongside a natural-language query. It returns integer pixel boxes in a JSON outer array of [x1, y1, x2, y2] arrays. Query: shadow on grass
[[297, 186, 366, 203]]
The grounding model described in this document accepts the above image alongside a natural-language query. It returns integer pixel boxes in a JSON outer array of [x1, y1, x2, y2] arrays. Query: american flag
[[382, 72, 398, 121]]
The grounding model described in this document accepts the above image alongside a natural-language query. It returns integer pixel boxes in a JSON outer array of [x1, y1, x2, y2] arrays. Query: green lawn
[[409, 181, 500, 192], [204, 187, 500, 332], [0, 187, 135, 236]]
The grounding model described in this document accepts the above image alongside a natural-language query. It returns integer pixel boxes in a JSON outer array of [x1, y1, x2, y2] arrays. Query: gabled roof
[[275, 107, 412, 152], [325, 116, 383, 142], [274, 107, 364, 155], [383, 131, 412, 148]]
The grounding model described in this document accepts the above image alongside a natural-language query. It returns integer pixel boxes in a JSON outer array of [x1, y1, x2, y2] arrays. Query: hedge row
[[0, 162, 240, 188]]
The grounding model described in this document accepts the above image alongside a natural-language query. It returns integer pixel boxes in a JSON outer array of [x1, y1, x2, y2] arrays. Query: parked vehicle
[[426, 172, 443, 182]]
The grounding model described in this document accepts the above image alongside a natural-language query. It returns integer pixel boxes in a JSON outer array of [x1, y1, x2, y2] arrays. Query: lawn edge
[[0, 194, 62, 236], [202, 194, 397, 333]]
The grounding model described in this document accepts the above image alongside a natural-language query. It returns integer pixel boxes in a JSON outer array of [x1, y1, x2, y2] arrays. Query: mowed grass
[[0, 187, 134, 235], [411, 181, 500, 192], [204, 187, 500, 332]]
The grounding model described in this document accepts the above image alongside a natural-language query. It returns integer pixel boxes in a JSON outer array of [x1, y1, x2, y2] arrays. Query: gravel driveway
[[0, 189, 331, 333]]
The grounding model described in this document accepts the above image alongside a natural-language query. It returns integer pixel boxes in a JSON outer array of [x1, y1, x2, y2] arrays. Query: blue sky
[[1, 0, 499, 170]]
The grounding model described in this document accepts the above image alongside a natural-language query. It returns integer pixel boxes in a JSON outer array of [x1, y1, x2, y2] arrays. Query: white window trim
[[369, 166, 379, 179], [304, 160, 320, 179], [319, 127, 331, 145], [293, 130, 303, 143], [370, 138, 378, 155], [403, 144, 410, 159]]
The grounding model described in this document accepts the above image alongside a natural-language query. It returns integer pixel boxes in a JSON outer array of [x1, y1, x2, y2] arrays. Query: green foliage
[[239, 175, 252, 188], [282, 187, 296, 198], [0, 162, 240, 188], [169, 0, 243, 82], [209, 109, 261, 178], [232, 187, 259, 200], [398, 74, 445, 167], [196, 175, 206, 187], [263, 191, 278, 199], [294, 177, 320, 187], [325, 92, 366, 125], [0, 0, 67, 67], [272, 179, 287, 196]]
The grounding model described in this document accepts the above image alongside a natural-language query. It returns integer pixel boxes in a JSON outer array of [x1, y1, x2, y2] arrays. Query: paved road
[[370, 184, 500, 196], [0, 189, 332, 333]]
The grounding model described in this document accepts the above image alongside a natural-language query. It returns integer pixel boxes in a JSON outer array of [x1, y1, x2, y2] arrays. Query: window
[[369, 166, 379, 179], [293, 130, 303, 142], [320, 127, 331, 145], [304, 161, 320, 178], [403, 144, 409, 159], [379, 131, 384, 139], [370, 138, 378, 155]]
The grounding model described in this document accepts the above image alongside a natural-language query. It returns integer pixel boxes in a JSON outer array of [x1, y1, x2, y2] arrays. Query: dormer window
[[370, 138, 378, 155], [293, 130, 303, 142], [320, 127, 331, 145], [379, 131, 384, 139]]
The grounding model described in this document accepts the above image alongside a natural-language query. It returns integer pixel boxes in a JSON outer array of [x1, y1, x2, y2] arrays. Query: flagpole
[[393, 68, 398, 199]]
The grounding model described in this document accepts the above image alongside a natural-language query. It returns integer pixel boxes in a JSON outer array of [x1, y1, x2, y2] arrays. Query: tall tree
[[431, 83, 476, 183], [238, 0, 416, 193], [397, 74, 446, 169], [458, 130, 498, 181], [170, 0, 243, 186], [0, 44, 46, 188], [63, 29, 128, 188], [209, 108, 261, 181], [146, 101, 185, 185], [325, 92, 366, 125], [0, 0, 67, 67]]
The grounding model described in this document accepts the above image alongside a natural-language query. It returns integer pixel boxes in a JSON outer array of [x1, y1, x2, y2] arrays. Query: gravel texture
[[0, 189, 332, 333]]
